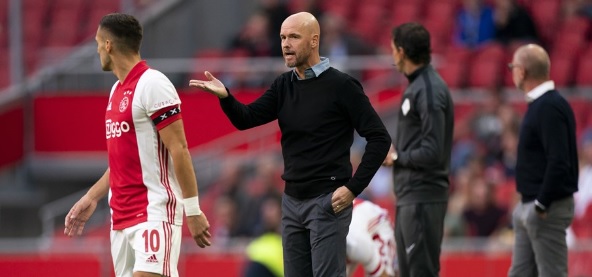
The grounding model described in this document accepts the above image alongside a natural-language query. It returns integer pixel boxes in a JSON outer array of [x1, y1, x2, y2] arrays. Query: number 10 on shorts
[[142, 229, 160, 252]]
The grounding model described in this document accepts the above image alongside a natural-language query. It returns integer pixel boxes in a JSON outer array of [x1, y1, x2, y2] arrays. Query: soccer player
[[347, 199, 397, 277], [64, 13, 211, 277]]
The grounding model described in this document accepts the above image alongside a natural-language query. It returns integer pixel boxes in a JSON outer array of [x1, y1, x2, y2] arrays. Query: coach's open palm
[[187, 214, 212, 248], [188, 71, 228, 99], [64, 195, 97, 237]]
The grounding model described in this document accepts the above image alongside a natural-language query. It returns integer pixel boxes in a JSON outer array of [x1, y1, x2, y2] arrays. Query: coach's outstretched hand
[[64, 195, 97, 237], [187, 214, 212, 248], [189, 71, 228, 99]]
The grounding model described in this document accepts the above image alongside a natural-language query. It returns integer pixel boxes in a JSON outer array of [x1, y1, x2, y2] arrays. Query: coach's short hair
[[391, 22, 431, 65], [99, 13, 143, 54]]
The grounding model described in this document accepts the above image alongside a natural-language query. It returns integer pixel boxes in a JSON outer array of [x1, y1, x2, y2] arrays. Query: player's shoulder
[[140, 68, 172, 84]]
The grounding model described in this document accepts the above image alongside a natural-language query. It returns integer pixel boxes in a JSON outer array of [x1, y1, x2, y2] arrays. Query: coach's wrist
[[183, 196, 203, 216]]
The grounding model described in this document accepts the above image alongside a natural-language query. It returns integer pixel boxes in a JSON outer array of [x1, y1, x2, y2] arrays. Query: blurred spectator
[[243, 196, 283, 277], [287, 0, 324, 18], [493, 0, 539, 45], [259, 0, 290, 57], [319, 13, 376, 68], [470, 90, 504, 165], [243, 155, 283, 236], [444, 168, 472, 238], [211, 196, 241, 247], [563, 0, 592, 18], [229, 12, 274, 57], [462, 178, 508, 237], [499, 128, 519, 177], [454, 0, 496, 48], [575, 129, 592, 220]]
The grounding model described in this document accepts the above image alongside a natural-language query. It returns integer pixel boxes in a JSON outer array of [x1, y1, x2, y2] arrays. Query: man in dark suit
[[508, 44, 579, 277]]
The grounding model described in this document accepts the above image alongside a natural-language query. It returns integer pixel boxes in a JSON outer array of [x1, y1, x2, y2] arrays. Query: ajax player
[[64, 13, 211, 277], [347, 199, 397, 277]]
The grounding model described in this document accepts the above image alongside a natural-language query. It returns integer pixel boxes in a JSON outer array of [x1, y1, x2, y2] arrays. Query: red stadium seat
[[438, 60, 465, 89], [438, 46, 472, 88], [468, 59, 502, 88], [474, 42, 506, 62], [559, 16, 590, 36], [424, 1, 455, 24], [529, 0, 560, 45], [575, 48, 592, 86], [549, 54, 575, 87], [352, 5, 385, 43], [423, 18, 453, 54], [552, 32, 586, 56], [390, 1, 421, 28]]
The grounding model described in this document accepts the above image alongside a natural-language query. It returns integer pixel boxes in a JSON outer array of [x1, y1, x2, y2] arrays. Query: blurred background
[[0, 0, 592, 276]]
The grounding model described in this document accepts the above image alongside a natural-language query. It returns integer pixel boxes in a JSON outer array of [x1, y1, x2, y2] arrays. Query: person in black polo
[[383, 22, 454, 277], [508, 44, 578, 277], [190, 12, 391, 277]]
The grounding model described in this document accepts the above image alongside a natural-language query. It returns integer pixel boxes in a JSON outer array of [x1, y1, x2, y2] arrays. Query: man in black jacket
[[508, 44, 578, 277], [190, 12, 391, 277], [383, 22, 454, 277]]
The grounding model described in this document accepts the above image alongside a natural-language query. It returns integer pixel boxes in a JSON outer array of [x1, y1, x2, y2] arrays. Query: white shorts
[[347, 217, 396, 277], [110, 221, 181, 277]]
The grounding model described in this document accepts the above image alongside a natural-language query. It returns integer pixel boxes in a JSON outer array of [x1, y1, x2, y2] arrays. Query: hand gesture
[[186, 214, 212, 248], [331, 186, 355, 214], [188, 71, 228, 98], [64, 195, 97, 237]]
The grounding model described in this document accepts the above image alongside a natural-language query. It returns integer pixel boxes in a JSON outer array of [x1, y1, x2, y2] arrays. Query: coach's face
[[280, 16, 317, 69], [95, 27, 113, 72]]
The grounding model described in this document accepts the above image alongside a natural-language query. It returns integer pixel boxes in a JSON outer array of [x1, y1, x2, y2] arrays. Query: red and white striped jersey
[[105, 61, 184, 230]]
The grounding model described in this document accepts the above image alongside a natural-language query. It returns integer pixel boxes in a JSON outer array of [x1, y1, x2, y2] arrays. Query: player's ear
[[105, 40, 111, 52]]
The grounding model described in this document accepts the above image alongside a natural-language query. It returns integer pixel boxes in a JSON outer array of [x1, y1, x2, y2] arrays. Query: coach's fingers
[[204, 71, 217, 81]]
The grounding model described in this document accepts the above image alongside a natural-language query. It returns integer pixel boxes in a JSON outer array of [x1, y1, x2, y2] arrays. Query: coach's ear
[[311, 33, 319, 49]]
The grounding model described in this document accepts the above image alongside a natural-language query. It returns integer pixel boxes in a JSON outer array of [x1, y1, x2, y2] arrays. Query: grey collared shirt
[[292, 57, 330, 81]]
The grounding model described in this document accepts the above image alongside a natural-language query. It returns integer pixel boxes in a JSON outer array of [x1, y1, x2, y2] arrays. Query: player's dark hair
[[99, 13, 143, 54], [391, 22, 431, 65]]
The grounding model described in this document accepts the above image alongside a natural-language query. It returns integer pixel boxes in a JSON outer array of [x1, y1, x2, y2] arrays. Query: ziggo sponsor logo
[[106, 119, 130, 139]]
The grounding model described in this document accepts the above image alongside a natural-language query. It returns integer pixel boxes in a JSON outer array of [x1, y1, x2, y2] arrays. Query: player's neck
[[112, 54, 142, 84]]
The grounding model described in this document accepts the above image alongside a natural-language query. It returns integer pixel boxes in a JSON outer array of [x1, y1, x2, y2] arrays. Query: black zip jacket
[[393, 65, 454, 205]]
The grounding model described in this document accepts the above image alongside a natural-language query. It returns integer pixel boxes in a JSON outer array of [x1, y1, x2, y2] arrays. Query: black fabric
[[395, 202, 447, 277], [516, 90, 579, 207], [219, 67, 391, 199], [393, 65, 454, 205]]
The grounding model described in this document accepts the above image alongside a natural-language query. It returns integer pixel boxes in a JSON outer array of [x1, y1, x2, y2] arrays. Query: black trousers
[[395, 202, 447, 277]]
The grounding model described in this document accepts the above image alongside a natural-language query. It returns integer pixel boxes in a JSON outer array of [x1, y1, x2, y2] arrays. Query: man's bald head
[[282, 12, 320, 39], [514, 44, 550, 81]]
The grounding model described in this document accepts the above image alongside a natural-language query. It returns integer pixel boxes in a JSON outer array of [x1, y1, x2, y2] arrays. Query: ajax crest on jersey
[[119, 97, 129, 112]]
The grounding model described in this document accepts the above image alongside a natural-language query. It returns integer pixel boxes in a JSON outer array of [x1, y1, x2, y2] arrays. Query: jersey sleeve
[[139, 70, 182, 130]]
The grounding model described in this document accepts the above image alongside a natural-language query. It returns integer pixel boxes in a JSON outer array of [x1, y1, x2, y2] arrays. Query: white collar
[[525, 80, 554, 103]]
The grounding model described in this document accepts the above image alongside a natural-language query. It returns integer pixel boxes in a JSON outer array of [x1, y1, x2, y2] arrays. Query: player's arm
[[64, 168, 110, 237], [158, 118, 211, 248]]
